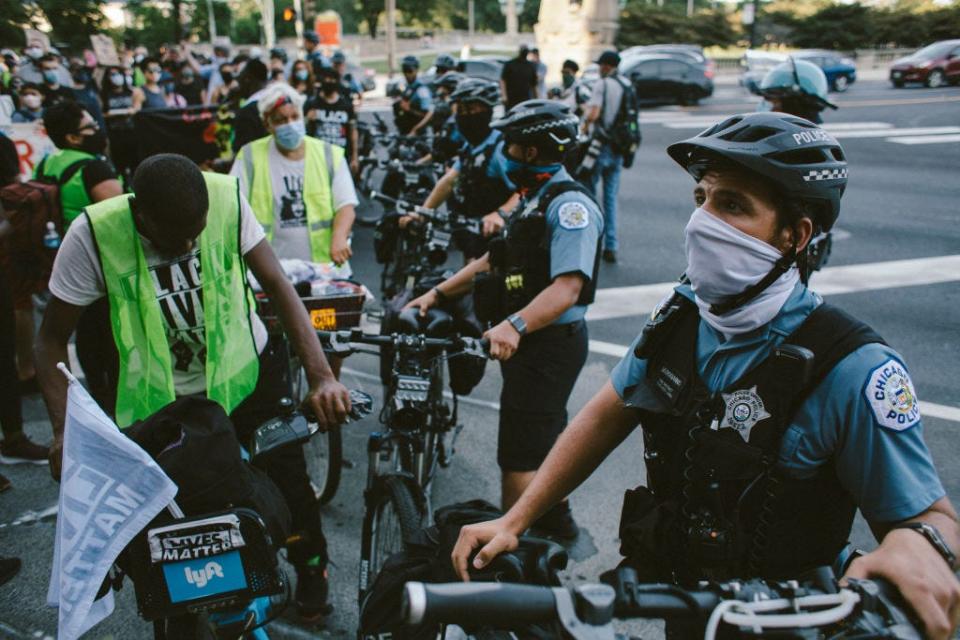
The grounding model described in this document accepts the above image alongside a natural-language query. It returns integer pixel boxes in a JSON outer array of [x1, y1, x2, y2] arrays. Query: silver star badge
[[720, 386, 771, 443]]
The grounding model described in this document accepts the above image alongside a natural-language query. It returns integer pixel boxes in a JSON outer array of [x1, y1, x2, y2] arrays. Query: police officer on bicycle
[[393, 55, 434, 136], [451, 112, 960, 639], [409, 79, 519, 261], [35, 154, 351, 623], [407, 100, 603, 538]]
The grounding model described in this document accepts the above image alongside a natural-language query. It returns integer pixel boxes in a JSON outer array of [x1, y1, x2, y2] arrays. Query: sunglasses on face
[[146, 67, 161, 73]]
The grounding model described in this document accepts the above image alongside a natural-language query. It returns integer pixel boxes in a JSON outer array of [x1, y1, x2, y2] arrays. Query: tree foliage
[[617, 3, 738, 48]]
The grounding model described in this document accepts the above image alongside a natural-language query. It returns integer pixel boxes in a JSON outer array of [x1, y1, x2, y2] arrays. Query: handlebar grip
[[403, 582, 558, 628]]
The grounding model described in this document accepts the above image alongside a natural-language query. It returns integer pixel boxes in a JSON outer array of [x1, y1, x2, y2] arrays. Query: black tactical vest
[[620, 293, 884, 583], [475, 181, 601, 325], [451, 141, 515, 220]]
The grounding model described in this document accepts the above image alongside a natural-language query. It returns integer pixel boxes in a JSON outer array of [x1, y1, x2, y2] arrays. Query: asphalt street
[[0, 77, 958, 639]]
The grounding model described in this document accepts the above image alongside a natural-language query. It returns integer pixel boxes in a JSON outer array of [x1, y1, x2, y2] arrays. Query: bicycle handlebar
[[404, 582, 560, 628], [371, 191, 483, 235], [318, 328, 490, 358]]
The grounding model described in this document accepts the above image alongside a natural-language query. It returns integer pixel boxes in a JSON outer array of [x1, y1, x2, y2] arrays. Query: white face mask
[[684, 207, 799, 338], [22, 94, 41, 110]]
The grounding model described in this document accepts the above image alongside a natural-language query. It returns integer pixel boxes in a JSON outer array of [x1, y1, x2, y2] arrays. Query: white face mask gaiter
[[684, 207, 799, 338]]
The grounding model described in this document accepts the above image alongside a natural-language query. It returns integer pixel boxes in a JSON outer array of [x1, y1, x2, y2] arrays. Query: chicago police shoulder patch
[[864, 358, 921, 431], [557, 201, 589, 230]]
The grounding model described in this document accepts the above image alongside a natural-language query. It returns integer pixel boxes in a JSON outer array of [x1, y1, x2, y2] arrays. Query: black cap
[[401, 55, 419, 70], [596, 50, 620, 67], [562, 59, 579, 72], [304, 31, 320, 44]]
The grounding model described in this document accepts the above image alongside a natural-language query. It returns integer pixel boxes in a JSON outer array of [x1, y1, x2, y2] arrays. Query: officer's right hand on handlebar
[[404, 288, 440, 317], [451, 517, 521, 582], [481, 211, 505, 237]]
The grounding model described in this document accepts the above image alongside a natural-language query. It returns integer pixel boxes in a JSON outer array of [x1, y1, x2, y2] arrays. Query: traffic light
[[282, 7, 297, 21]]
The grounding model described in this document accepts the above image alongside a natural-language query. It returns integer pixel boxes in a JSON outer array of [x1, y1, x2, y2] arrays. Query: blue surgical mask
[[43, 70, 59, 85], [274, 119, 306, 150], [497, 151, 561, 192]]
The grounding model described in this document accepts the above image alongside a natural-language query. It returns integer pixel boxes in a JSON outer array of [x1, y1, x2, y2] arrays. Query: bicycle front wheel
[[358, 474, 423, 602], [292, 366, 344, 505]]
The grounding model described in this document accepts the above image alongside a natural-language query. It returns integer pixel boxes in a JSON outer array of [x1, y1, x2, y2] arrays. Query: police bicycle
[[317, 319, 489, 603], [402, 565, 923, 640], [371, 191, 484, 302], [121, 393, 373, 640]]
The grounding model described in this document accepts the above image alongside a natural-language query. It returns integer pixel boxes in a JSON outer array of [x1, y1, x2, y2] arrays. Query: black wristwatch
[[891, 522, 957, 570], [506, 313, 527, 337]]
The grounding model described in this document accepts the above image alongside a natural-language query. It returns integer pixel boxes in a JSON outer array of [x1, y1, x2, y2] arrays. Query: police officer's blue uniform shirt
[[452, 130, 502, 173], [611, 282, 945, 524], [408, 80, 433, 113], [533, 167, 603, 326]]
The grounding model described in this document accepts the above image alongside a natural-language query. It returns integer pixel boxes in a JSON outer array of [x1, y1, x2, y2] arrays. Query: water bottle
[[42, 222, 61, 250]]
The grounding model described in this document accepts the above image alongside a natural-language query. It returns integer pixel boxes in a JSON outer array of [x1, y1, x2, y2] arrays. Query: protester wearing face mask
[[101, 66, 137, 180], [288, 60, 314, 96], [174, 62, 205, 106], [407, 101, 603, 540], [68, 58, 106, 131], [449, 111, 960, 640], [38, 54, 74, 106], [552, 59, 591, 118], [209, 62, 236, 105], [402, 79, 520, 261], [304, 66, 359, 176], [231, 83, 358, 271], [131, 57, 170, 111], [11, 84, 44, 123], [16, 41, 70, 87]]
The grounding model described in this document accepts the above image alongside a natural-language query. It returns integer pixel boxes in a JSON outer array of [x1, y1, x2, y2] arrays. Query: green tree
[[0, 0, 31, 48], [789, 3, 875, 51], [358, 0, 382, 37], [617, 2, 738, 48], [125, 0, 176, 51], [33, 0, 106, 52]]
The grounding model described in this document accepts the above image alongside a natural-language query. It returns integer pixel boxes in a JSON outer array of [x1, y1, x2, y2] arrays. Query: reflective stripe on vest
[[86, 172, 259, 427], [238, 135, 342, 263], [35, 148, 96, 228]]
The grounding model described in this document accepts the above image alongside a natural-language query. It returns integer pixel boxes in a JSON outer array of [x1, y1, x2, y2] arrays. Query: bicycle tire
[[292, 365, 344, 505], [358, 474, 423, 602]]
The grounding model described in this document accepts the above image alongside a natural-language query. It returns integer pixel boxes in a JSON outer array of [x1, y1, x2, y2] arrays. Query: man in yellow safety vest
[[35, 153, 350, 622]]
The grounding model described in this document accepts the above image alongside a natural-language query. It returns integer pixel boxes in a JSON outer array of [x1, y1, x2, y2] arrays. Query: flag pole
[[56, 362, 78, 384]]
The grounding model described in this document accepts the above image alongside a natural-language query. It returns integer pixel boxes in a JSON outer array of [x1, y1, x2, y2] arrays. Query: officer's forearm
[[437, 254, 490, 298], [504, 382, 637, 533], [350, 124, 359, 163], [515, 274, 583, 334], [424, 168, 457, 209], [873, 497, 960, 556], [412, 109, 434, 133], [496, 192, 521, 216]]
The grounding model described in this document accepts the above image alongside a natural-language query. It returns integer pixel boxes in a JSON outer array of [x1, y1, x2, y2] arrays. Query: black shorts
[[497, 320, 589, 472]]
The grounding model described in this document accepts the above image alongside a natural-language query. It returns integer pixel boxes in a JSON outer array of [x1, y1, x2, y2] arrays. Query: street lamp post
[[386, 0, 397, 76]]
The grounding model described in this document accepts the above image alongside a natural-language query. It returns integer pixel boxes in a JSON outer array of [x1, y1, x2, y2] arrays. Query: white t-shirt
[[49, 195, 269, 396], [588, 75, 626, 131], [230, 140, 359, 262]]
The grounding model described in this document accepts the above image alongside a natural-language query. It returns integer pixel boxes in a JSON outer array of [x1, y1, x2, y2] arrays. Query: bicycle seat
[[398, 307, 453, 337]]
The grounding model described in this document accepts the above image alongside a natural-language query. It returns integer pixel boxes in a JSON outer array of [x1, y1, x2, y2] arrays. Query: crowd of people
[[0, 32, 958, 640]]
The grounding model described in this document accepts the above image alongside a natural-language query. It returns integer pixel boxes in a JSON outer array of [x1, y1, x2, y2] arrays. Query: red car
[[890, 39, 960, 88]]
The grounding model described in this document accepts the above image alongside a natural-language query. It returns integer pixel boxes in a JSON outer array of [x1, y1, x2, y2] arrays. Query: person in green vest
[[34, 153, 351, 622], [231, 82, 357, 269], [35, 99, 125, 416]]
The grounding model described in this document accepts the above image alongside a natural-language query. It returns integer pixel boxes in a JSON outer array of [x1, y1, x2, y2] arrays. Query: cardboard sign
[[90, 34, 121, 67], [0, 122, 56, 181], [23, 29, 51, 51]]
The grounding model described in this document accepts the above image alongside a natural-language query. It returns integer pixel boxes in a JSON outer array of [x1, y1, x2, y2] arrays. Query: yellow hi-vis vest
[[86, 172, 260, 427], [236, 135, 344, 263]]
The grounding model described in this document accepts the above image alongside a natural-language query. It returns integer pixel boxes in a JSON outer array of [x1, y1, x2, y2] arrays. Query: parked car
[[418, 57, 506, 88], [740, 50, 788, 95], [794, 50, 857, 92], [890, 40, 960, 88], [622, 54, 713, 105], [622, 44, 715, 80]]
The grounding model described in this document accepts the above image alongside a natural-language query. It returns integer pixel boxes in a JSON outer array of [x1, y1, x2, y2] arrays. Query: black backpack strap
[[56, 158, 96, 187], [536, 179, 598, 215]]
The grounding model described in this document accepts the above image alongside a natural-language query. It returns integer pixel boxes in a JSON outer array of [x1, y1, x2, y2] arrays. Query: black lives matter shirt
[[306, 94, 355, 156], [48, 197, 269, 395]]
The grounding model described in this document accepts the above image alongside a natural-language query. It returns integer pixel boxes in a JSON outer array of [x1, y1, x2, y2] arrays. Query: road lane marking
[[659, 120, 896, 131], [889, 133, 960, 145], [588, 254, 960, 322], [831, 126, 960, 139]]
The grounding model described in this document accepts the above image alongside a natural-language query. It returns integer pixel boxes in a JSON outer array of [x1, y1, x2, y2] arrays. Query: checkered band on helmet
[[667, 112, 848, 230], [450, 78, 500, 107], [491, 99, 580, 156]]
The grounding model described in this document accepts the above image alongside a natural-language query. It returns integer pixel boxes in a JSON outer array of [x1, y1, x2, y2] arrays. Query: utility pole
[[505, 0, 518, 38], [749, 0, 759, 49], [386, 0, 397, 76], [293, 0, 305, 53], [172, 0, 183, 42], [260, 0, 276, 47], [206, 0, 217, 41], [686, 0, 693, 18], [468, 0, 475, 38]]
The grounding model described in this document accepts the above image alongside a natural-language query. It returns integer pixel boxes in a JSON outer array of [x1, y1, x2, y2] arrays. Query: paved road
[[1, 78, 958, 639]]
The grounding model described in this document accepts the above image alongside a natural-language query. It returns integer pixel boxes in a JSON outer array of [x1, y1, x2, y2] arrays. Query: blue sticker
[[163, 550, 247, 603]]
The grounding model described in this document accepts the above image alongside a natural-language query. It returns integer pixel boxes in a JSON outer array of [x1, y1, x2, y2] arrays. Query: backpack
[[599, 75, 642, 168], [0, 156, 91, 288], [358, 500, 568, 640]]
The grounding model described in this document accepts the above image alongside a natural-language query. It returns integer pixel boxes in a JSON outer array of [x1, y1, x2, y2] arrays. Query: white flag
[[47, 364, 178, 640]]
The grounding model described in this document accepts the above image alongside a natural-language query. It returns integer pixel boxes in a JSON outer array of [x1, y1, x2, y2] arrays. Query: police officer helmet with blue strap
[[491, 99, 580, 161], [450, 78, 501, 108]]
